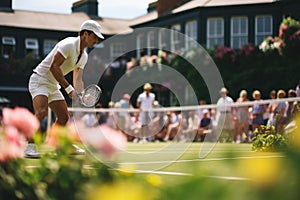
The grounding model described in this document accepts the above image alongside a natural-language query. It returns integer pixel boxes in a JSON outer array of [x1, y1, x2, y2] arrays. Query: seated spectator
[[163, 111, 182, 141], [197, 109, 212, 142], [183, 111, 200, 142], [81, 113, 98, 127]]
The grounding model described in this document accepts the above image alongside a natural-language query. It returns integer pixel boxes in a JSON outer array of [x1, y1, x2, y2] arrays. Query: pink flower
[[2, 107, 39, 138], [82, 124, 127, 159], [0, 141, 24, 162], [3, 125, 25, 147], [0, 126, 25, 162]]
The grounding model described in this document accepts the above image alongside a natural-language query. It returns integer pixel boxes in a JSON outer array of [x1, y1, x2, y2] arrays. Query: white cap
[[80, 20, 104, 39]]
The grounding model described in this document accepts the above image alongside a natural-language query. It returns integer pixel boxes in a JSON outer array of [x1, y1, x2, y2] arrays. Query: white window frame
[[110, 42, 125, 60], [43, 39, 57, 56], [185, 20, 198, 49], [147, 31, 155, 56], [171, 24, 181, 52], [2, 36, 16, 59], [207, 18, 224, 49], [25, 38, 39, 58], [136, 34, 144, 59], [158, 28, 167, 50], [255, 15, 273, 45], [2, 37, 16, 45], [231, 16, 248, 49]]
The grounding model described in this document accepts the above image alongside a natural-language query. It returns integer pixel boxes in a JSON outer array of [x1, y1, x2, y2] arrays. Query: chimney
[[72, 0, 99, 18], [147, 1, 158, 13], [157, 0, 191, 16], [0, 0, 13, 12]]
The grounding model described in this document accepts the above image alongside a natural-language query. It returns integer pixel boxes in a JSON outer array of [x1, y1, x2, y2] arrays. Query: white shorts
[[28, 73, 64, 103]]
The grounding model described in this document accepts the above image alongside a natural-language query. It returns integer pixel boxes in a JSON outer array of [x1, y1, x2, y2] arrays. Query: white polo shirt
[[137, 92, 155, 110], [217, 96, 234, 112], [33, 36, 87, 84]]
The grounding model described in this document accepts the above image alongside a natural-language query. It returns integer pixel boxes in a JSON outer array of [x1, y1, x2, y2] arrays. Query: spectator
[[164, 111, 182, 141], [81, 113, 98, 127], [198, 100, 207, 120], [265, 90, 276, 125], [296, 83, 300, 97], [286, 89, 297, 122], [137, 83, 156, 143], [216, 87, 234, 142], [197, 109, 212, 142], [183, 111, 200, 142], [234, 90, 250, 143], [273, 90, 288, 133], [117, 94, 133, 132], [252, 90, 266, 132]]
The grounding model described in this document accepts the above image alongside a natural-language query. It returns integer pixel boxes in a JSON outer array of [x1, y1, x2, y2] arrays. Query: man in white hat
[[25, 20, 104, 158], [216, 87, 234, 142], [136, 83, 156, 143]]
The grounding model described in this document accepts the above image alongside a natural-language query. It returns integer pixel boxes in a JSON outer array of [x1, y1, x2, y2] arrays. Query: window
[[255, 15, 273, 45], [185, 20, 198, 49], [147, 31, 155, 56], [43, 39, 57, 56], [2, 36, 16, 59], [158, 28, 167, 50], [110, 42, 125, 60], [231, 17, 248, 49], [25, 38, 39, 58], [136, 34, 145, 59], [207, 18, 224, 49], [171, 24, 181, 52]]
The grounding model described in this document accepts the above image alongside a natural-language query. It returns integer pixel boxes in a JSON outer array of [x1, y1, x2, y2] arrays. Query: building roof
[[96, 17, 133, 35], [130, 11, 158, 26], [0, 0, 280, 34], [0, 10, 90, 32], [172, 0, 279, 14], [0, 9, 132, 35]]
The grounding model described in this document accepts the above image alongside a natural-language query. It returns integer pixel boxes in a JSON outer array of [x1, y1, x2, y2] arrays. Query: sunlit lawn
[[24, 142, 283, 185]]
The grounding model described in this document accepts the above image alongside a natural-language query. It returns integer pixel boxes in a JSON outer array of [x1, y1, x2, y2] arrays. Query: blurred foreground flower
[[238, 157, 282, 188], [80, 123, 127, 159], [86, 180, 153, 200], [0, 107, 38, 162], [2, 107, 39, 138]]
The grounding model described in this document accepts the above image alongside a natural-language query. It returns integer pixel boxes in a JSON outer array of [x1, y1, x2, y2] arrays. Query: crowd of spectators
[[77, 84, 300, 143]]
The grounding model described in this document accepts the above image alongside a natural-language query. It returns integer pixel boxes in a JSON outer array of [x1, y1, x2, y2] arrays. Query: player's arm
[[73, 67, 84, 93], [49, 51, 74, 98]]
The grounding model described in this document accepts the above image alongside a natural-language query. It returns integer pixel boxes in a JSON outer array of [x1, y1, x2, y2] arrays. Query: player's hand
[[69, 90, 78, 100]]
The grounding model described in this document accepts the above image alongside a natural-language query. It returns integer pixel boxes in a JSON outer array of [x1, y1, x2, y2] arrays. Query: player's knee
[[57, 113, 69, 125]]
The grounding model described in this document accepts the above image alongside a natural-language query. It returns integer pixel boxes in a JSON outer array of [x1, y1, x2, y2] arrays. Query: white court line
[[124, 170, 251, 181], [118, 155, 284, 165], [133, 170, 193, 176]]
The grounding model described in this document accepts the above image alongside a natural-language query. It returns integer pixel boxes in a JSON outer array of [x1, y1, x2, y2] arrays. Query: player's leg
[[48, 99, 85, 155], [25, 95, 48, 158], [48, 100, 69, 126]]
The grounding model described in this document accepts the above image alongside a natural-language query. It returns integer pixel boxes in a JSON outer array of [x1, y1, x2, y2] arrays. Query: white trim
[[230, 16, 248, 49], [158, 28, 167, 50], [185, 20, 198, 49], [255, 15, 273, 45], [147, 31, 155, 56], [207, 17, 224, 49], [25, 38, 39, 49], [136, 34, 144, 59], [171, 24, 181, 52], [2, 36, 16, 45]]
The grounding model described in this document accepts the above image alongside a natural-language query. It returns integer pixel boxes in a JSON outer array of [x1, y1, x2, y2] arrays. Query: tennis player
[[25, 20, 104, 158]]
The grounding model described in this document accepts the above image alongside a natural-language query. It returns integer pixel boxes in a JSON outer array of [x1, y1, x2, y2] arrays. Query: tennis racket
[[77, 84, 102, 107]]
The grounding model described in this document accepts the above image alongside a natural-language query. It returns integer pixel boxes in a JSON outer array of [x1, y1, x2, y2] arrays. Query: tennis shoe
[[24, 143, 41, 158]]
